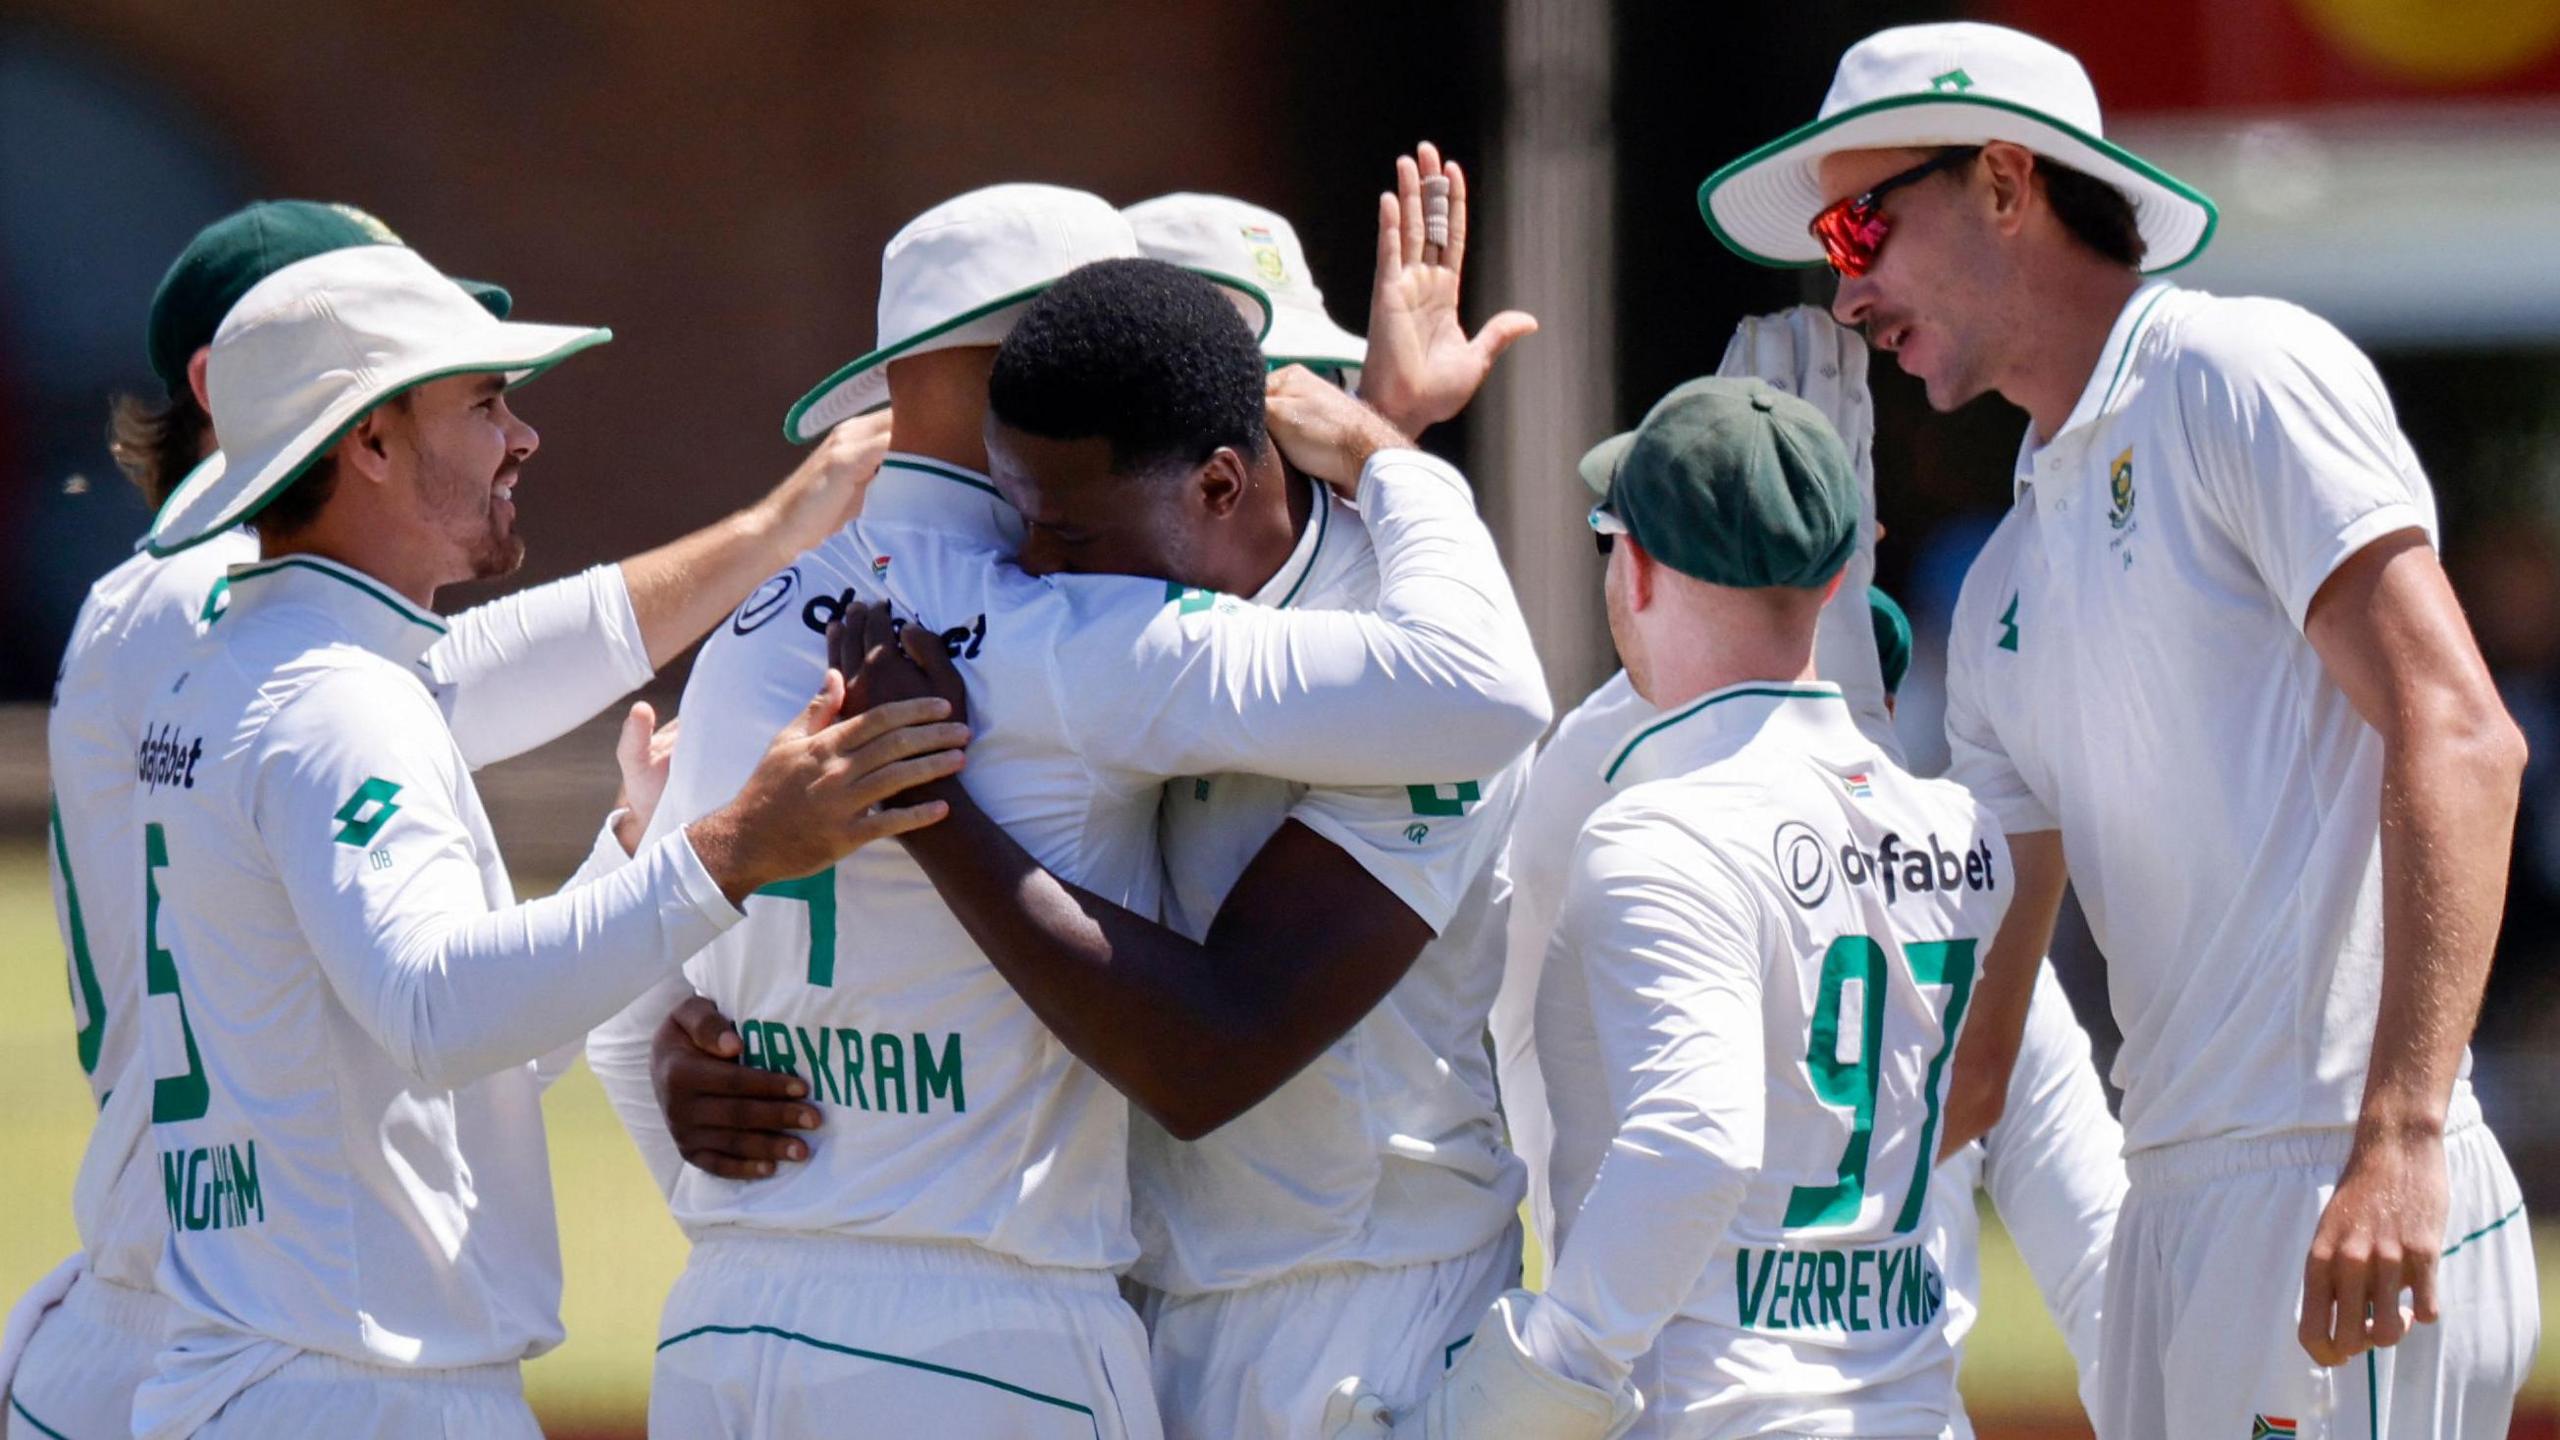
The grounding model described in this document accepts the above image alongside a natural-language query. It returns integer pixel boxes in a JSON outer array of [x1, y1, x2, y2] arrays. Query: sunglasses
[[1588, 504, 1629, 556], [1807, 147, 1980, 279]]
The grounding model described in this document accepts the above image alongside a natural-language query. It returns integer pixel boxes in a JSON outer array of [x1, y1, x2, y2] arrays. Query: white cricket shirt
[[46, 533, 650, 1291], [1133, 479, 1539, 1295], [126, 554, 736, 1436], [590, 450, 1548, 1275], [1489, 671, 2122, 1416], [1944, 283, 2457, 1154], [1524, 685, 2012, 1436]]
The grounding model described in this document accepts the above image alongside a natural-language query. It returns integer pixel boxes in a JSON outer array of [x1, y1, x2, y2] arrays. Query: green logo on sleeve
[[1995, 593, 2020, 653], [332, 778, 404, 846], [1406, 781, 1481, 817], [1163, 581, 1220, 616]]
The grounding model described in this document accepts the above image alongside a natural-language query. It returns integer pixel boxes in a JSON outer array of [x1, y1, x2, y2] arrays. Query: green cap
[[1868, 586, 1912, 698], [147, 200, 512, 395], [1586, 376, 1858, 589]]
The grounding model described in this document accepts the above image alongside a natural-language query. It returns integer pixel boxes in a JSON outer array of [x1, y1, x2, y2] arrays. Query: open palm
[[1360, 142, 1538, 435]]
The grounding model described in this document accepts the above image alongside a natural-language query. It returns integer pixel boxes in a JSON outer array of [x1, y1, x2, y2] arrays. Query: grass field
[[0, 840, 2548, 1434]]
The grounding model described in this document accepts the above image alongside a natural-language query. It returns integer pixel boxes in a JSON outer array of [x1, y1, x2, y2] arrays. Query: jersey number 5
[[1783, 935, 1976, 1235], [143, 823, 212, 1123]]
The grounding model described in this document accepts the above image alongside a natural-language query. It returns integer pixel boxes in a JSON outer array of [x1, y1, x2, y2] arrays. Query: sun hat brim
[[147, 322, 611, 557], [783, 268, 1275, 444], [1698, 93, 2218, 277], [1261, 302, 1367, 372]]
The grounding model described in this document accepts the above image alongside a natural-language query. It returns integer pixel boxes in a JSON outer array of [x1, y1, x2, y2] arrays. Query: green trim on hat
[[1697, 91, 2220, 275], [783, 279, 1059, 443], [147, 329, 613, 558], [782, 268, 1276, 444]]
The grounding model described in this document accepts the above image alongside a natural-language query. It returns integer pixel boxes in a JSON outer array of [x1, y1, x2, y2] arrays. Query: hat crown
[[207, 245, 502, 470], [877, 184, 1139, 348], [1126, 193, 1326, 315], [1823, 22, 2103, 135], [1609, 377, 1858, 590]]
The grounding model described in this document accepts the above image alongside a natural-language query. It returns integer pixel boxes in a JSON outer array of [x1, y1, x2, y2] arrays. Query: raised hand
[[1356, 141, 1538, 435]]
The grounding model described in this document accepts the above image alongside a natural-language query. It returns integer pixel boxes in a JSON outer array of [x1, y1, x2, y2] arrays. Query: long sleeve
[[1524, 814, 1768, 1391], [587, 973, 696, 1198], [429, 564, 654, 769], [255, 668, 741, 1088], [1980, 963, 2125, 1416], [1060, 449, 1550, 787]]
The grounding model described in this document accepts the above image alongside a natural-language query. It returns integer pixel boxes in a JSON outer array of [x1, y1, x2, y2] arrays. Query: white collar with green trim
[[223, 552, 448, 667], [1603, 679, 1869, 789], [861, 451, 1016, 547], [1248, 476, 1332, 610], [2013, 281, 2176, 498]]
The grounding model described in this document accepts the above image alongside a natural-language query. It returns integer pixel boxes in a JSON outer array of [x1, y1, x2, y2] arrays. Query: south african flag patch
[[2250, 1417, 2297, 1439]]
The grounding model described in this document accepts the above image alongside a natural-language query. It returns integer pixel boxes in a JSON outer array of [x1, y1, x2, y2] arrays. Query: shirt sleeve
[[2173, 303, 2439, 630], [1524, 806, 1768, 1391], [254, 665, 742, 1088], [1980, 962, 2125, 1415], [1943, 555, 2056, 836], [586, 973, 696, 1198], [1058, 450, 1550, 787], [1287, 762, 1524, 935], [428, 564, 654, 769]]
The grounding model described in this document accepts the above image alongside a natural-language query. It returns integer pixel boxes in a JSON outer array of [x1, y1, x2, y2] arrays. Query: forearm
[[1942, 830, 2064, 1154], [2362, 727, 2520, 1134], [358, 831, 740, 1087], [619, 505, 794, 668], [1531, 1129, 1748, 1390], [432, 566, 653, 767], [897, 790, 1283, 1136]]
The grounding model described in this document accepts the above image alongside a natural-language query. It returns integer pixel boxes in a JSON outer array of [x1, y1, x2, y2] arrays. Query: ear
[[1195, 445, 1253, 519], [336, 403, 401, 484], [1620, 535, 1657, 612], [1818, 569, 1847, 608], [1980, 142, 2037, 240], [186, 347, 213, 413]]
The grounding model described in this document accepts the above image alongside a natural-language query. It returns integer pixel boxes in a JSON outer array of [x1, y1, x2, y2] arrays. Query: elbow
[[2413, 691, 2529, 803], [1143, 1072, 1273, 1142]]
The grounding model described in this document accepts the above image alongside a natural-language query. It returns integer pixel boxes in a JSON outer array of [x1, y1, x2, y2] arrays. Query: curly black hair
[[988, 257, 1267, 475]]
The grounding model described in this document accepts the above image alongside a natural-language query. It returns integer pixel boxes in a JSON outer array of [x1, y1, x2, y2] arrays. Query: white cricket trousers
[[651, 1230, 1162, 1440], [1136, 1223, 1519, 1440], [7, 1269, 169, 1440], [2098, 1093, 2537, 1440], [191, 1351, 537, 1439]]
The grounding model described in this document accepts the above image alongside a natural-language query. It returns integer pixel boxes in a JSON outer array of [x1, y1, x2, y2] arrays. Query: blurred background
[[0, 0, 2553, 1434]]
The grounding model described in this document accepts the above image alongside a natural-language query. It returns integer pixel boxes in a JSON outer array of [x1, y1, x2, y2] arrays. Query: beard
[[447, 462, 526, 581]]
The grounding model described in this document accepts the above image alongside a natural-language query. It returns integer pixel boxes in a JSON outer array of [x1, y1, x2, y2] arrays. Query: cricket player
[[834, 244, 1540, 1440], [114, 240, 963, 1438], [6, 199, 897, 1440], [1701, 19, 2538, 1434], [1347, 377, 2012, 1437], [586, 184, 1547, 1438], [1487, 415, 2119, 1432]]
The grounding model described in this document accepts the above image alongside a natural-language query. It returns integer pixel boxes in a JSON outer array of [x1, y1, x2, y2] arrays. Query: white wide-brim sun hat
[[1699, 21, 2217, 276], [787, 184, 1275, 442], [148, 243, 610, 557], [1126, 192, 1367, 381]]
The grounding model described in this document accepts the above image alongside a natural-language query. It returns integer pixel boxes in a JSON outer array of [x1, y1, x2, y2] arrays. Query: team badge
[[2108, 446, 2136, 530], [1844, 772, 1874, 799], [2249, 1417, 2297, 1439], [872, 554, 892, 580], [1240, 224, 1290, 285]]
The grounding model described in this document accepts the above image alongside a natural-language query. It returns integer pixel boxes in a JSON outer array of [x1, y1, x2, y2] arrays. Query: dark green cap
[[146, 200, 512, 395], [1584, 376, 1858, 589], [1868, 586, 1912, 698]]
